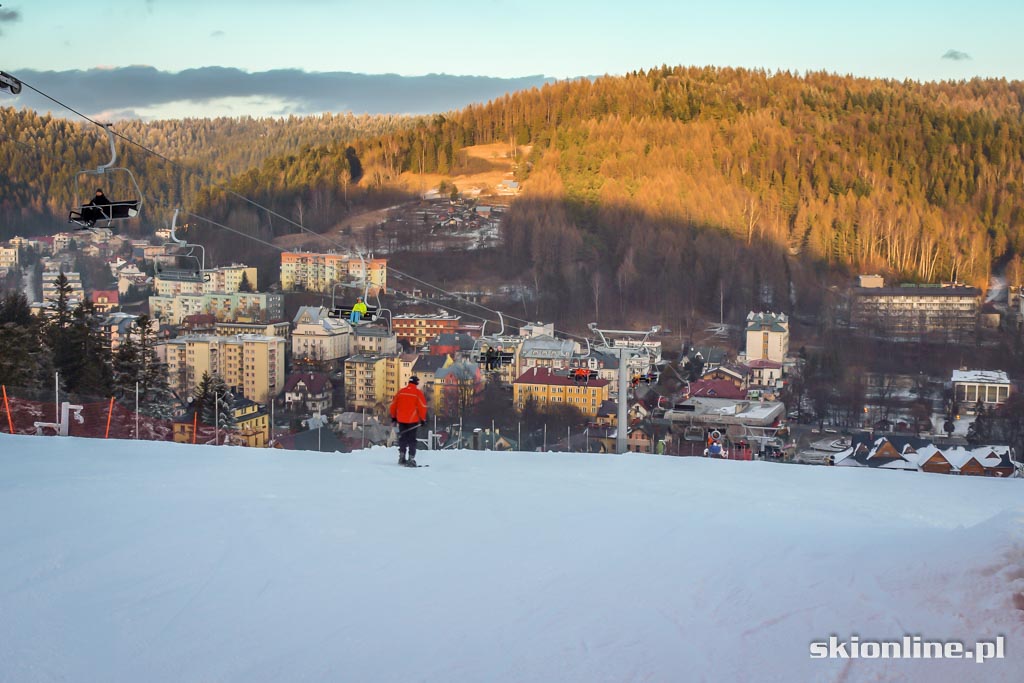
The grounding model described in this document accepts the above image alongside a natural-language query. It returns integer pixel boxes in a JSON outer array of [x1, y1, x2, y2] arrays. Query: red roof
[[90, 289, 119, 303], [513, 366, 610, 388], [688, 379, 746, 400], [746, 359, 783, 369], [183, 314, 217, 327]]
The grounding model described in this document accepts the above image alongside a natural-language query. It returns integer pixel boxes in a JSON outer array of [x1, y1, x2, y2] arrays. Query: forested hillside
[[0, 109, 412, 237], [186, 67, 1024, 322], [6, 67, 1024, 323]]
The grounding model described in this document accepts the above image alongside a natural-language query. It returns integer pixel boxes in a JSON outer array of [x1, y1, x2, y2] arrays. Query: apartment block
[[153, 264, 258, 297], [512, 366, 610, 418], [851, 282, 981, 343], [160, 334, 285, 404], [344, 354, 391, 413], [280, 252, 387, 293], [352, 325, 398, 355], [149, 291, 284, 325], [392, 313, 461, 348]]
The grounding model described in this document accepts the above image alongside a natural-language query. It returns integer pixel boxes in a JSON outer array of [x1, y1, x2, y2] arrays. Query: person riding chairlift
[[350, 297, 368, 324]]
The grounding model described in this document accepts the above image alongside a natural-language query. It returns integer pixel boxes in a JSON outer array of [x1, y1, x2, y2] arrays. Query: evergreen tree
[[238, 271, 254, 293], [193, 372, 235, 430]]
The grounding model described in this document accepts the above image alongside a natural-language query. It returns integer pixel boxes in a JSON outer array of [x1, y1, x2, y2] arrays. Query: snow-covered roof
[[951, 370, 1010, 385]]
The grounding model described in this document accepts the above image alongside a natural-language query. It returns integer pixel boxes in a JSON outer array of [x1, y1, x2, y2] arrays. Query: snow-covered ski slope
[[1, 433, 1022, 683]]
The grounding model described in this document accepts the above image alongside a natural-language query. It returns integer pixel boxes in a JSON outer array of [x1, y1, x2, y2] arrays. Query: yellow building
[[513, 367, 610, 418], [172, 398, 270, 448], [280, 252, 387, 293], [160, 333, 285, 404], [344, 354, 391, 414], [384, 353, 420, 400]]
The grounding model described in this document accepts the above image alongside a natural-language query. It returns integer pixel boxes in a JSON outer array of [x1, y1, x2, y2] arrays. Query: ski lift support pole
[[589, 323, 661, 454]]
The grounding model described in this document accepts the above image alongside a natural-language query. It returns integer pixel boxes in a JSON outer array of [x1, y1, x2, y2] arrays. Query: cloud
[[8, 66, 554, 119], [942, 49, 971, 61], [0, 7, 21, 34], [210, 30, 225, 38]]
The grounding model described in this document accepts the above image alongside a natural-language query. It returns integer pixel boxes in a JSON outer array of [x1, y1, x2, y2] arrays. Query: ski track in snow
[[0, 434, 1023, 682]]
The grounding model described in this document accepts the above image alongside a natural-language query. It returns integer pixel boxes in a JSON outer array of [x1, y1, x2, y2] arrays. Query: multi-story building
[[215, 321, 290, 340], [412, 354, 454, 408], [518, 335, 576, 374], [744, 312, 789, 363], [352, 325, 398, 355], [433, 360, 484, 417], [392, 313, 461, 348], [851, 280, 981, 344], [344, 354, 391, 413], [101, 312, 161, 353], [952, 370, 1011, 412], [153, 264, 258, 297], [512, 366, 610, 418], [280, 251, 387, 293], [384, 353, 420, 400], [149, 291, 284, 325], [0, 245, 18, 270], [42, 270, 85, 303], [160, 334, 285, 404], [291, 306, 351, 365]]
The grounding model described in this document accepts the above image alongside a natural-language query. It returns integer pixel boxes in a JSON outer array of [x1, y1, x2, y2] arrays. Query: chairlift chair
[[67, 124, 142, 230], [154, 209, 205, 279], [472, 312, 515, 369], [327, 251, 381, 324]]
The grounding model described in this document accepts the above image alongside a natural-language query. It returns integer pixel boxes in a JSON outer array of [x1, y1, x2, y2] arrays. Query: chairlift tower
[[588, 323, 661, 454]]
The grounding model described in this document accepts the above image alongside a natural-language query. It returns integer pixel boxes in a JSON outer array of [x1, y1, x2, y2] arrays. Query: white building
[[745, 312, 789, 363], [952, 370, 1011, 411], [291, 306, 352, 365]]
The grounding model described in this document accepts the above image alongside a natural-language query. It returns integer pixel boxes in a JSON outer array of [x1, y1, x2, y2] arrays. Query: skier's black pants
[[397, 422, 419, 457]]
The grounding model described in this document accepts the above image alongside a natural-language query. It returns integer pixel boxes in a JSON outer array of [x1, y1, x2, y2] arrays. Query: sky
[[2, 0, 1022, 119]]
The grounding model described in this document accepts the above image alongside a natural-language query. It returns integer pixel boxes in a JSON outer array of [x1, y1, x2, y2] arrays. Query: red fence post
[[2, 385, 14, 434], [192, 412, 198, 445], [105, 397, 115, 439]]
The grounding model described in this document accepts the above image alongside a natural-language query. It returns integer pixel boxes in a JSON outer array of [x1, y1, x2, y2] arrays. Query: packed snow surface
[[1, 434, 1023, 682]]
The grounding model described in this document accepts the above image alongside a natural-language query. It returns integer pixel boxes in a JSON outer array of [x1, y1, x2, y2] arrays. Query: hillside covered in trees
[[187, 67, 1024, 324], [5, 67, 1024, 324], [0, 109, 413, 237]]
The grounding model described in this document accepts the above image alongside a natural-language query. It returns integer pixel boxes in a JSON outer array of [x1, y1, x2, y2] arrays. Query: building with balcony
[[392, 313, 461, 348], [851, 281, 981, 344], [280, 251, 387, 293], [159, 333, 285, 404], [513, 366, 610, 418]]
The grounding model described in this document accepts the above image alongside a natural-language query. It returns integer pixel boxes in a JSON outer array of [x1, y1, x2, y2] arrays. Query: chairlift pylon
[[67, 123, 142, 230]]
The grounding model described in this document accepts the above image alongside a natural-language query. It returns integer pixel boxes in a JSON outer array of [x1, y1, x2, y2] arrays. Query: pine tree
[[238, 271, 254, 293]]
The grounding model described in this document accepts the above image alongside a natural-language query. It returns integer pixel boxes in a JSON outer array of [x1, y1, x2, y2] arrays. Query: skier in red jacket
[[390, 376, 428, 466]]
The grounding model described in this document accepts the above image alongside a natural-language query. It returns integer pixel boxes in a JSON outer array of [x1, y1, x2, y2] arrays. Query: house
[[433, 360, 484, 417], [518, 335, 576, 373], [951, 370, 1011, 412], [283, 372, 333, 415], [90, 290, 120, 313], [700, 364, 749, 389], [458, 427, 518, 451], [687, 379, 746, 400], [594, 399, 618, 427], [172, 398, 270, 448], [832, 435, 1017, 476], [747, 358, 784, 388], [413, 354, 454, 405], [429, 332, 478, 357]]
